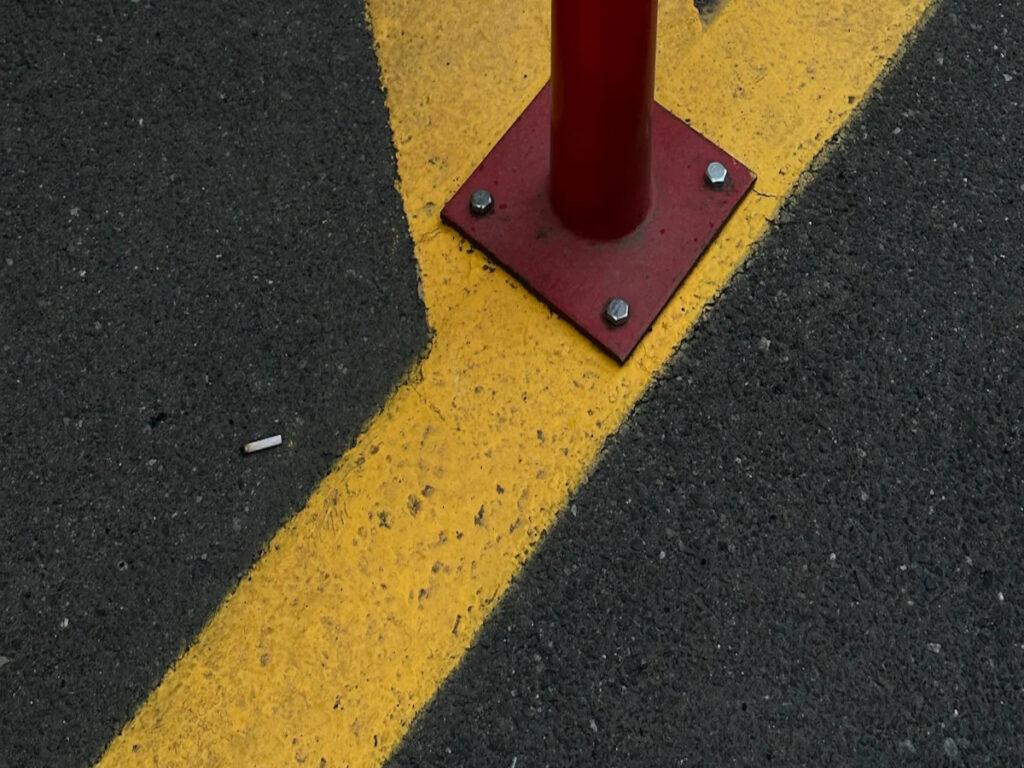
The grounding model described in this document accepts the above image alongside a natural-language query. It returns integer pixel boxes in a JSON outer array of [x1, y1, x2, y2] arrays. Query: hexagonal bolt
[[604, 297, 630, 327], [469, 189, 494, 216], [704, 161, 729, 190]]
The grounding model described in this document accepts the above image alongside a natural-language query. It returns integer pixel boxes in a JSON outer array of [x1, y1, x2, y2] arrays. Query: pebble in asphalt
[[386, 1, 1024, 765]]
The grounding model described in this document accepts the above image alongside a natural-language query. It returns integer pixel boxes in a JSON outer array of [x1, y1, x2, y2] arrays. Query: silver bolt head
[[469, 189, 494, 216], [705, 161, 729, 190], [604, 297, 630, 327]]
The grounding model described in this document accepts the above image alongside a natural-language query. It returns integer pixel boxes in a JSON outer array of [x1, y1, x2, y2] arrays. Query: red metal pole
[[550, 0, 658, 240]]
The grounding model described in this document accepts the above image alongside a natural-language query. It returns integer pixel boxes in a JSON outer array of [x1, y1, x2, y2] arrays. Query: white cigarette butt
[[244, 434, 282, 454]]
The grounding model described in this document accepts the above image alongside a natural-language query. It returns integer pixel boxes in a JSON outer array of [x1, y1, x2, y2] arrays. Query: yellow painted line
[[98, 0, 934, 765]]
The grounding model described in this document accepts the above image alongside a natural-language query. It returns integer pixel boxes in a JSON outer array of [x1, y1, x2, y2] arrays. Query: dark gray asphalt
[[694, 0, 720, 20], [0, 2, 426, 766], [387, 1, 1024, 766]]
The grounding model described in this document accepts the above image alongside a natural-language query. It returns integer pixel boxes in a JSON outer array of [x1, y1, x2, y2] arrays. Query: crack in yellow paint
[[97, 0, 934, 765]]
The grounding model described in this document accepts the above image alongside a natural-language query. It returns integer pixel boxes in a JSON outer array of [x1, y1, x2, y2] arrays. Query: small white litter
[[244, 434, 282, 454]]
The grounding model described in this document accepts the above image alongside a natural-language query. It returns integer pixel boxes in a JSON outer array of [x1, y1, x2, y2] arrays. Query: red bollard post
[[550, 0, 658, 239], [441, 1, 755, 363]]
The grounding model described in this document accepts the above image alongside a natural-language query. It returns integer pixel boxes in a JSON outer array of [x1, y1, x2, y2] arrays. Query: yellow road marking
[[99, 0, 934, 765]]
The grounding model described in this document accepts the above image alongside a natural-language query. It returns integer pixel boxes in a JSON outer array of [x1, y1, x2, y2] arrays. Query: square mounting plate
[[442, 83, 755, 363]]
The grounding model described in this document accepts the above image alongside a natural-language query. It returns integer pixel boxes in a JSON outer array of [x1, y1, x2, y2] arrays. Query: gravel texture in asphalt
[[386, 2, 1024, 765], [0, 2, 427, 764]]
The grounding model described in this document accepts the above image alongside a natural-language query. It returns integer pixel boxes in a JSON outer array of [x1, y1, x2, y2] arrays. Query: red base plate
[[441, 83, 755, 363]]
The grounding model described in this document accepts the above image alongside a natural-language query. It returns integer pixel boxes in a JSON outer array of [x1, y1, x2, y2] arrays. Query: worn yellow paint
[[98, 0, 934, 766]]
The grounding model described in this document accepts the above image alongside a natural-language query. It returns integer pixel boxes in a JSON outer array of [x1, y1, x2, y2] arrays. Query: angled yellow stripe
[[98, 0, 934, 765]]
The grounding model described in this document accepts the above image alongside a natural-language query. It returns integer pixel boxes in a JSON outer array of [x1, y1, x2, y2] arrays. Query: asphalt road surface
[[386, 1, 1024, 765], [0, 2, 426, 764], [4, 0, 1024, 766]]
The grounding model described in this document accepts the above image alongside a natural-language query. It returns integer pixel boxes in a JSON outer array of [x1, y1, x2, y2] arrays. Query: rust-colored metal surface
[[442, 84, 755, 362], [551, 0, 658, 239]]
